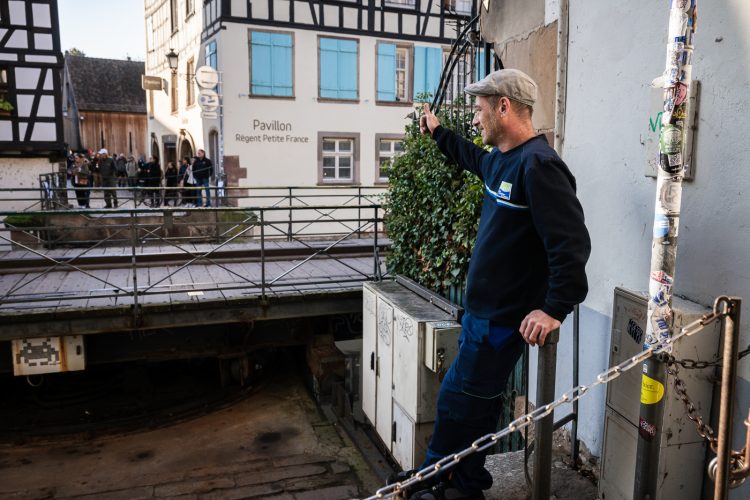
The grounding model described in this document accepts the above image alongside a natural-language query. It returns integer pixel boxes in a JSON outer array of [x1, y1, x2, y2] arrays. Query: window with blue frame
[[319, 37, 358, 100], [249, 31, 293, 97], [377, 43, 410, 102], [413, 46, 443, 101], [205, 40, 217, 70]]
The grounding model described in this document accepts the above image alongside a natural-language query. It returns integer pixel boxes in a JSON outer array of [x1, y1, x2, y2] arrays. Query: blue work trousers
[[420, 312, 525, 493], [195, 177, 211, 207]]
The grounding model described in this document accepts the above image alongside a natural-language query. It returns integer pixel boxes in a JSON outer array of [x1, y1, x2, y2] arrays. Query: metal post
[[373, 206, 379, 280], [287, 187, 293, 241], [572, 304, 580, 467], [129, 211, 140, 329], [357, 186, 362, 239], [714, 297, 741, 499], [634, 3, 698, 497], [532, 328, 559, 500], [260, 209, 266, 300]]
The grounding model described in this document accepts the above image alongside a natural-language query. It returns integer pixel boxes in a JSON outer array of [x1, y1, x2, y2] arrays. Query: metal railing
[[432, 13, 502, 131], [0, 187, 388, 329]]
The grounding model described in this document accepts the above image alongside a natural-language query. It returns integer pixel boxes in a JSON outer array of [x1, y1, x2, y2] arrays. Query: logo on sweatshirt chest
[[498, 181, 512, 201]]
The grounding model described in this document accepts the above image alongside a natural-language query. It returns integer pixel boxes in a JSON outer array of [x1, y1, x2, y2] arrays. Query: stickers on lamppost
[[640, 373, 665, 404]]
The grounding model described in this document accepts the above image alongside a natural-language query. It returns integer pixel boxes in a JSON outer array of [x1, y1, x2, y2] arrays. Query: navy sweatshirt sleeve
[[525, 157, 591, 321], [432, 125, 488, 179]]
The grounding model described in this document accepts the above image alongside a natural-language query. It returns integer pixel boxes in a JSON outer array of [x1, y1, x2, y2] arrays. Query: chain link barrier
[[669, 345, 750, 370], [667, 353, 747, 488], [366, 307, 727, 499]]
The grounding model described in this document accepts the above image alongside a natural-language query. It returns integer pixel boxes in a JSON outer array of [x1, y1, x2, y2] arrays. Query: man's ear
[[499, 97, 510, 117]]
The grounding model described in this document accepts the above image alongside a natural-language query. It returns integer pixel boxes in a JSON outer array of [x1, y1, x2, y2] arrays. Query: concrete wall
[[496, 22, 558, 132], [481, 0, 558, 132], [554, 1, 750, 497], [480, 0, 545, 46]]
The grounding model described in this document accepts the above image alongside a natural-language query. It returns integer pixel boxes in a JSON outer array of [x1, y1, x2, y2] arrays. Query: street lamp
[[166, 48, 178, 74]]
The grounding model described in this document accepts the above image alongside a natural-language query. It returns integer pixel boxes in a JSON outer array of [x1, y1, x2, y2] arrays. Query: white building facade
[[144, 0, 474, 197]]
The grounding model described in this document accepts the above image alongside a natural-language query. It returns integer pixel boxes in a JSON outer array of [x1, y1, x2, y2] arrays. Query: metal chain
[[366, 308, 726, 500], [670, 344, 750, 370], [667, 360, 746, 461]]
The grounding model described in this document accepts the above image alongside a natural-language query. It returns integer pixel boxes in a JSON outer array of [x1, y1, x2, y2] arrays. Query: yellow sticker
[[640, 374, 665, 404]]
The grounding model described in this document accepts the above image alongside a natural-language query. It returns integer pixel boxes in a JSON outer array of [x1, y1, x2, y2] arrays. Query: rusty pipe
[[714, 297, 741, 500]]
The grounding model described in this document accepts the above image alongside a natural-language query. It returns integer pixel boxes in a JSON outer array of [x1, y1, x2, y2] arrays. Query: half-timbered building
[[144, 0, 475, 192], [0, 0, 65, 193]]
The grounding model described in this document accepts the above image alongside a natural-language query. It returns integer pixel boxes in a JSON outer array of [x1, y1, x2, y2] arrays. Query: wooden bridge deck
[[0, 238, 387, 340]]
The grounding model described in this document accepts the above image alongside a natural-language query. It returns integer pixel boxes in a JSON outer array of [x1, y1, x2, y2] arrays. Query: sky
[[58, 0, 146, 60]]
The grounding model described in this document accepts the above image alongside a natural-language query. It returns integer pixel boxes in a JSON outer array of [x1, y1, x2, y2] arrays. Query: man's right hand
[[420, 103, 440, 135]]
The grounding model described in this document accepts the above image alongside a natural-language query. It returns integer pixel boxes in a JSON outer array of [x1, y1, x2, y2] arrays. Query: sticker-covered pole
[[633, 1, 697, 498]]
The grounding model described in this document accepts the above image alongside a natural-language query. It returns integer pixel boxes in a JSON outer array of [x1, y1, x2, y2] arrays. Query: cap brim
[[463, 82, 495, 96]]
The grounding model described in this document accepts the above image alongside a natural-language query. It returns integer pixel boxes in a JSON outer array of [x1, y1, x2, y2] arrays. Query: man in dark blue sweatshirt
[[398, 69, 591, 499]]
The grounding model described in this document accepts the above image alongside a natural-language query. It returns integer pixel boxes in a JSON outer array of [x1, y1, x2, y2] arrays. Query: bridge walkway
[[0, 237, 388, 340]]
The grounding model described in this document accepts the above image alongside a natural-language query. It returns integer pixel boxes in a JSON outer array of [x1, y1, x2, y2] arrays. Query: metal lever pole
[[714, 297, 741, 499], [532, 328, 559, 500]]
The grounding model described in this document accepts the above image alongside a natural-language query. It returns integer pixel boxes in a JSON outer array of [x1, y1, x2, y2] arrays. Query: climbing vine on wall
[[384, 105, 485, 298]]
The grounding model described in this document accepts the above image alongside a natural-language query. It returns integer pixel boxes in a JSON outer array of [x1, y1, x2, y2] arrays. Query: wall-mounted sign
[[195, 65, 219, 89], [142, 75, 163, 91], [234, 118, 310, 144], [198, 89, 219, 112], [202, 111, 218, 119]]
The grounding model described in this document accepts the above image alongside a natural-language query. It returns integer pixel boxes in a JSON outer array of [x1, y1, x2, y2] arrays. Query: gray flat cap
[[464, 68, 537, 107]]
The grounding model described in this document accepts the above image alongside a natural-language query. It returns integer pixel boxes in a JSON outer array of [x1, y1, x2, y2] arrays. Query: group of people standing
[[67, 149, 215, 209]]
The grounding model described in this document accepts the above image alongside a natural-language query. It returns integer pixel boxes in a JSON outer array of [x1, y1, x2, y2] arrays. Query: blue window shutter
[[414, 46, 442, 100], [425, 47, 443, 97], [271, 33, 293, 96], [413, 46, 427, 99], [319, 38, 339, 98], [377, 43, 396, 101], [251, 32, 272, 95], [338, 39, 358, 99], [251, 32, 293, 96], [320, 37, 357, 100], [476, 49, 488, 79]]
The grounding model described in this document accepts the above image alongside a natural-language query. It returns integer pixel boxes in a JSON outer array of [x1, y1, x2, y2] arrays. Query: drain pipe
[[553, 0, 570, 154], [553, 0, 580, 469]]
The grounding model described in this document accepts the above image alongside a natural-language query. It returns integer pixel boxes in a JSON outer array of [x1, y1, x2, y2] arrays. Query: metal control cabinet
[[362, 281, 461, 469], [599, 288, 721, 500]]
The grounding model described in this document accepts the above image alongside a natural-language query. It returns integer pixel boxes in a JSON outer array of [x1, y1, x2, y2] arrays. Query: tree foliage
[[384, 105, 484, 297]]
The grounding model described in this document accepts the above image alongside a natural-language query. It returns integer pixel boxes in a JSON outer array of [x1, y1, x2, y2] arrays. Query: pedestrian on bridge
[[71, 154, 91, 208], [125, 155, 138, 189], [164, 162, 179, 207], [144, 157, 162, 207], [392, 69, 591, 500], [98, 149, 118, 208], [191, 149, 214, 207]]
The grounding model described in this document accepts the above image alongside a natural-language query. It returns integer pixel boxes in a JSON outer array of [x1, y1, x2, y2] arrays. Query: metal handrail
[[0, 200, 388, 329]]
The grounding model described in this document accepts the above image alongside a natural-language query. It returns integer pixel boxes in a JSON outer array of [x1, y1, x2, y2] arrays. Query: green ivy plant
[[384, 100, 486, 300]]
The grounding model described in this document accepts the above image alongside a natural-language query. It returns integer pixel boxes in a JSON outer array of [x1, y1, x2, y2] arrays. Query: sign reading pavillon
[[235, 119, 310, 144]]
